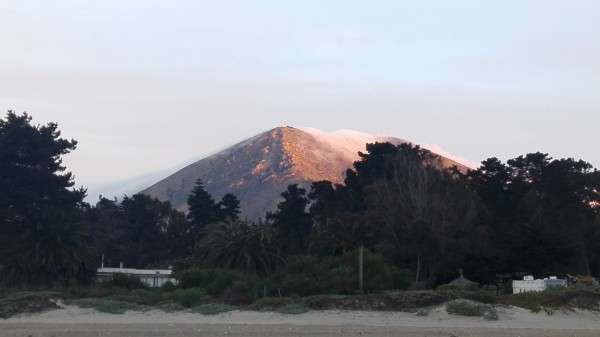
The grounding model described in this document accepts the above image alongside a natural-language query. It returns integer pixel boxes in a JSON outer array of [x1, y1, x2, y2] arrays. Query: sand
[[2, 304, 600, 337]]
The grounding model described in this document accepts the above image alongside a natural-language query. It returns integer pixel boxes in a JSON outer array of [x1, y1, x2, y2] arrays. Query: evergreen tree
[[217, 193, 241, 221], [362, 143, 480, 284], [267, 184, 312, 256], [308, 180, 339, 234], [91, 195, 191, 268], [89, 197, 128, 268], [468, 153, 600, 276], [0, 111, 95, 284], [186, 179, 219, 240]]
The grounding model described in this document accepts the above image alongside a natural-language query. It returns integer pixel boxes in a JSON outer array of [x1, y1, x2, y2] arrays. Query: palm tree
[[6, 207, 97, 285], [194, 219, 282, 275]]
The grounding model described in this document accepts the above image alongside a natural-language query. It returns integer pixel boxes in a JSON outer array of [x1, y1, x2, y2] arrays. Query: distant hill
[[140, 127, 471, 221]]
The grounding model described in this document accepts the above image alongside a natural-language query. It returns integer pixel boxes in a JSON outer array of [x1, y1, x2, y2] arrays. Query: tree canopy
[[3, 110, 600, 291], [0, 111, 94, 284], [267, 184, 312, 256]]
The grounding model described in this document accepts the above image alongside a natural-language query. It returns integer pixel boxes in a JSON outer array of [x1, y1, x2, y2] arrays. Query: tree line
[[1, 111, 599, 291]]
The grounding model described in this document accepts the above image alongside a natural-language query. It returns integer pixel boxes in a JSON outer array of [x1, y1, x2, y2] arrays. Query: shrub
[[156, 300, 185, 312], [105, 294, 144, 304], [416, 309, 429, 316], [303, 294, 350, 310], [499, 288, 600, 312], [458, 291, 498, 304], [389, 268, 414, 291], [271, 255, 355, 296], [175, 268, 210, 289], [221, 280, 254, 305], [1, 291, 62, 300], [389, 290, 455, 310], [407, 282, 427, 291], [341, 251, 414, 292], [161, 280, 176, 292], [130, 289, 163, 305], [445, 299, 498, 320], [272, 253, 415, 296], [192, 303, 235, 315], [63, 285, 127, 299], [0, 292, 62, 318], [104, 273, 149, 290], [65, 298, 145, 314], [360, 253, 402, 291], [175, 268, 262, 298], [274, 302, 309, 314], [167, 288, 208, 308], [248, 297, 292, 311]]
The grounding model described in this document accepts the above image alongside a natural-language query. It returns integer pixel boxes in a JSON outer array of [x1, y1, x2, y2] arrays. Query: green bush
[[389, 268, 414, 291], [499, 288, 600, 312], [1, 291, 62, 301], [248, 297, 292, 311], [416, 309, 429, 316], [156, 300, 185, 312], [303, 294, 350, 310], [273, 302, 309, 314], [65, 298, 145, 314], [104, 273, 149, 290], [271, 253, 414, 297], [272, 255, 355, 296], [167, 287, 208, 308], [458, 290, 498, 304], [388, 290, 455, 310], [161, 280, 176, 292], [104, 294, 143, 304], [445, 299, 498, 320], [360, 253, 391, 292], [221, 280, 254, 305], [63, 285, 127, 299], [175, 268, 262, 298], [130, 289, 163, 305], [191, 303, 235, 315], [0, 292, 62, 318]]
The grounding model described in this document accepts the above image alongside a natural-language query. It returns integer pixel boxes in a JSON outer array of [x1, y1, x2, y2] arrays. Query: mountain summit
[[140, 127, 470, 220]]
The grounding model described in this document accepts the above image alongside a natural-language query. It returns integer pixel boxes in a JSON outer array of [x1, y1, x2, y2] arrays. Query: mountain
[[140, 126, 471, 221]]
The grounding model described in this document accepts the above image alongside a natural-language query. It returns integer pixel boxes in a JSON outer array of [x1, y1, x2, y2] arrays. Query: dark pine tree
[[267, 184, 312, 256], [0, 111, 95, 284], [217, 193, 241, 221], [187, 179, 219, 240]]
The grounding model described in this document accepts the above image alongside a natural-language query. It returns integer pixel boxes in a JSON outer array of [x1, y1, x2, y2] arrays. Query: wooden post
[[359, 244, 364, 293]]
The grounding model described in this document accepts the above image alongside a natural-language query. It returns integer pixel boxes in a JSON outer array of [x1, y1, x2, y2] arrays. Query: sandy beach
[[2, 303, 600, 337]]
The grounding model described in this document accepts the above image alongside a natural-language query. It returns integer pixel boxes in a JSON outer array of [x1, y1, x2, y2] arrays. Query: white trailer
[[512, 275, 567, 294]]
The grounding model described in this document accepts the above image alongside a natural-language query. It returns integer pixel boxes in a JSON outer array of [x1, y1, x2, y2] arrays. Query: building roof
[[448, 273, 478, 287], [97, 267, 172, 276]]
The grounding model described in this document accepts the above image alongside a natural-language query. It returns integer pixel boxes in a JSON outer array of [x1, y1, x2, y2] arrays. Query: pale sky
[[1, 1, 599, 201]]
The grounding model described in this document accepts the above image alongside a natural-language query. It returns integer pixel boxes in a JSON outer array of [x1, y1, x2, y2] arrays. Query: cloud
[[303, 127, 477, 169]]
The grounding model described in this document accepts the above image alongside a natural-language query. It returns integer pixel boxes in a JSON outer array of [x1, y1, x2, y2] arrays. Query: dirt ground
[[2, 323, 599, 337], [2, 304, 600, 337]]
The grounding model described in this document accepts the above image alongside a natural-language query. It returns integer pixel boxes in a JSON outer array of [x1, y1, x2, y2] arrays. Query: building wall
[[96, 269, 173, 288], [512, 276, 567, 294], [512, 280, 545, 293], [139, 275, 171, 287]]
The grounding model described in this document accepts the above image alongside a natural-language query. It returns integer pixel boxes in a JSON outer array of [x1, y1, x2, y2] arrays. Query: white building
[[96, 263, 174, 287], [512, 275, 567, 294]]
